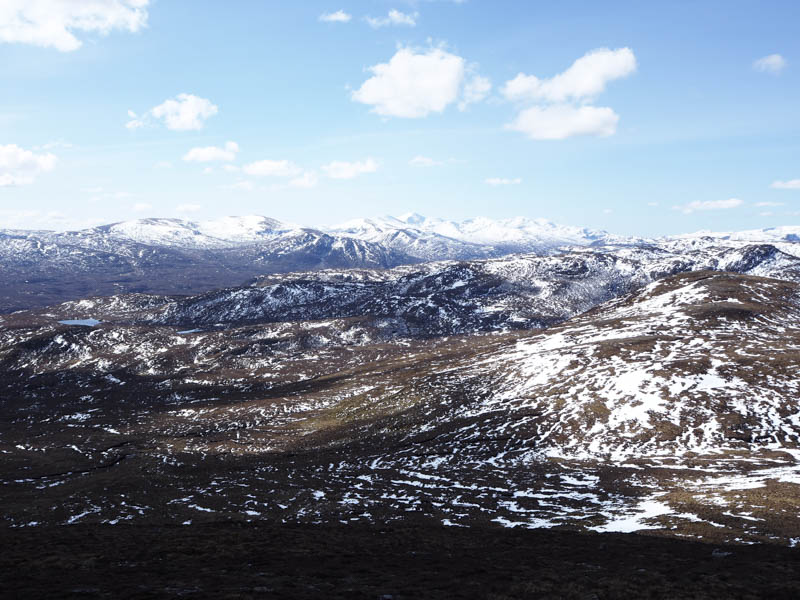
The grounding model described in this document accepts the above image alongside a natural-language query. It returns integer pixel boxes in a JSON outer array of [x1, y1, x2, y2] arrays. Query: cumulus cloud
[[242, 159, 302, 177], [0, 143, 57, 186], [319, 10, 351, 23], [127, 94, 218, 131], [673, 198, 743, 214], [771, 179, 800, 189], [0, 0, 149, 52], [507, 105, 619, 140], [353, 47, 464, 118], [502, 48, 635, 141], [366, 9, 418, 28], [485, 177, 522, 186], [183, 141, 239, 163], [322, 158, 379, 179], [502, 48, 636, 103], [753, 54, 787, 74]]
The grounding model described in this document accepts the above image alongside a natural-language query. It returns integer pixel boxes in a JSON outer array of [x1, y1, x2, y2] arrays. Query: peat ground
[[1, 523, 798, 599]]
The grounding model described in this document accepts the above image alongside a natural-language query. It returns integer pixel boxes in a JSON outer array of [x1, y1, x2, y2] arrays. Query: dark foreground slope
[[2, 523, 799, 599]]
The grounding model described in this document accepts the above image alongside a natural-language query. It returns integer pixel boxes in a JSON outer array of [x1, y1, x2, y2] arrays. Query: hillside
[[2, 270, 799, 546]]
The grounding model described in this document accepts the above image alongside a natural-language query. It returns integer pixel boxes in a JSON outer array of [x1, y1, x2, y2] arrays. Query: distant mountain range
[[2, 213, 800, 312]]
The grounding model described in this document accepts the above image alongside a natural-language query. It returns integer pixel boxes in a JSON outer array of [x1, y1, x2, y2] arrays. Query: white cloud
[[0, 0, 149, 52], [86, 189, 133, 204], [0, 143, 57, 186], [502, 48, 635, 141], [409, 155, 442, 167], [183, 141, 238, 162], [502, 48, 636, 103], [176, 203, 202, 213], [224, 180, 255, 192], [759, 211, 774, 217], [322, 158, 379, 179], [289, 171, 319, 188], [125, 111, 145, 130], [771, 179, 800, 189], [485, 177, 522, 186], [459, 75, 491, 110], [507, 104, 619, 140], [127, 94, 218, 131], [242, 159, 302, 177], [673, 198, 743, 214], [132, 202, 152, 212], [753, 54, 787, 74], [366, 9, 418, 28], [319, 10, 352, 23], [352, 47, 467, 118], [36, 140, 73, 150]]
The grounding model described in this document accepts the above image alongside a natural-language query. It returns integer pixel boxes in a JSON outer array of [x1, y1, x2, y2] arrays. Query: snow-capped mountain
[[17, 241, 800, 340], [93, 215, 291, 249], [326, 212, 619, 259], [2, 213, 800, 314]]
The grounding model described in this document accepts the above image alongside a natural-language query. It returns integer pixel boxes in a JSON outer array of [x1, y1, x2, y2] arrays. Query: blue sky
[[1, 0, 798, 236]]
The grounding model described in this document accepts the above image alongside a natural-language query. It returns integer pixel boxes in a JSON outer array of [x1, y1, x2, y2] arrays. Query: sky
[[1, 0, 799, 236]]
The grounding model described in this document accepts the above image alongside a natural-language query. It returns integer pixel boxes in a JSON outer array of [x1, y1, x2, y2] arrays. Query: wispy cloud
[[322, 158, 379, 179], [753, 54, 787, 74], [319, 10, 351, 23], [242, 159, 302, 177], [673, 198, 743, 214], [409, 156, 443, 167], [183, 141, 239, 163], [366, 10, 418, 28], [771, 179, 800, 189], [485, 177, 521, 186]]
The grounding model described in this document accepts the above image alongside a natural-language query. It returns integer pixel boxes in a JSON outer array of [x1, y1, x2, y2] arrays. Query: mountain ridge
[[2, 213, 800, 314]]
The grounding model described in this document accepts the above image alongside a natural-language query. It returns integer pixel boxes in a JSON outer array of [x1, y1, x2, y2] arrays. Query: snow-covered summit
[[326, 213, 617, 259], [86, 216, 294, 249], [670, 226, 800, 244]]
